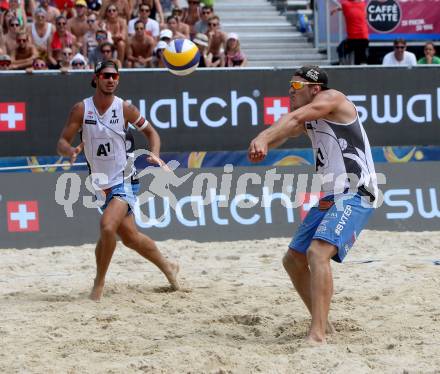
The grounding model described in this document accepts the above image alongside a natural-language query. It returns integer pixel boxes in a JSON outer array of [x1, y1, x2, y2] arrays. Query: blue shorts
[[99, 180, 140, 215], [289, 193, 374, 263]]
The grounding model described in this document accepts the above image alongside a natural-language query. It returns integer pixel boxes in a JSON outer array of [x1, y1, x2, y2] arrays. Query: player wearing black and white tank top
[[57, 60, 179, 302], [81, 95, 136, 190], [305, 99, 378, 199], [249, 66, 377, 344]]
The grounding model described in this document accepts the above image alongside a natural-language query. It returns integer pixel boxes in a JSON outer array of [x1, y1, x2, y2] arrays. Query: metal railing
[[314, 0, 346, 64]]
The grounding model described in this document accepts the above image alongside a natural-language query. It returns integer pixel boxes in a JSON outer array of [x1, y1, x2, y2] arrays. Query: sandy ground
[[1, 230, 440, 374]]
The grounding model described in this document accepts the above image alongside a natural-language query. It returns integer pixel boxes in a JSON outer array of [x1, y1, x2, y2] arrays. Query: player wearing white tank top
[[249, 66, 377, 344], [57, 60, 179, 301]]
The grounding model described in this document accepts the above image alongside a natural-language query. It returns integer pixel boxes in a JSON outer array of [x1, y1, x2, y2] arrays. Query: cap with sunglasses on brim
[[75, 0, 87, 6], [294, 65, 329, 89], [71, 53, 87, 66], [91, 60, 119, 87]]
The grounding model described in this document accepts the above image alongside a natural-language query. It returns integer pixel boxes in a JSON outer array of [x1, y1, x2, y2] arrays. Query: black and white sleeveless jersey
[[81, 96, 136, 189], [305, 101, 378, 198]]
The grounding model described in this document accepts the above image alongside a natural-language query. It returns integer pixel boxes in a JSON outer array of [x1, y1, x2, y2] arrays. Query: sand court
[[1, 230, 439, 373]]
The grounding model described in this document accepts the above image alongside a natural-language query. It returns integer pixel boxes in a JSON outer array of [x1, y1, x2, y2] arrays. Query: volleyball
[[162, 39, 200, 76]]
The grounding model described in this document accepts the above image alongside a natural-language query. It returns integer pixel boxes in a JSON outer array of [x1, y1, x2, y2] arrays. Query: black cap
[[91, 60, 119, 88], [294, 65, 329, 89]]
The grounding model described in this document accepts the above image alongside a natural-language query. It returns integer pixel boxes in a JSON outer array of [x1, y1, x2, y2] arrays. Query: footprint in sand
[[217, 314, 263, 326]]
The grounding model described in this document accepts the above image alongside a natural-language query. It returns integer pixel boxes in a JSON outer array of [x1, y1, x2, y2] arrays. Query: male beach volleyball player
[[248, 66, 377, 343], [57, 60, 179, 301]]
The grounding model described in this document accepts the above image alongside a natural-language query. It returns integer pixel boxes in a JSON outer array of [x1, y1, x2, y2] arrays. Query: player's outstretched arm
[[57, 102, 84, 161], [248, 109, 305, 163]]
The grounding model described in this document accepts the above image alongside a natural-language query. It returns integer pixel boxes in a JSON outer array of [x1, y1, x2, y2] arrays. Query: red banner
[[367, 0, 440, 40]]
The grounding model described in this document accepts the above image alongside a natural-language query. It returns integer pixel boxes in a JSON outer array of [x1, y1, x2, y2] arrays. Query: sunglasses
[[140, 8, 150, 12], [17, 39, 27, 43], [107, 8, 117, 12], [135, 27, 144, 31], [33, 63, 46, 68], [394, 46, 405, 49], [57, 22, 66, 26], [289, 80, 323, 90], [72, 61, 85, 66], [87, 19, 96, 23], [10, 23, 20, 27], [202, 11, 211, 14], [99, 72, 119, 80], [208, 22, 218, 26]]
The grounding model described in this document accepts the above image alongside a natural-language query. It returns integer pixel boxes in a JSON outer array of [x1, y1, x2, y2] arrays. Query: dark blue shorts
[[289, 193, 374, 262]]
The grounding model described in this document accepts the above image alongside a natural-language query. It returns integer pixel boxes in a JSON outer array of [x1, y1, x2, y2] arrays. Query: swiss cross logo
[[298, 192, 324, 221], [7, 201, 40, 232], [0, 102, 26, 132], [263, 97, 290, 125]]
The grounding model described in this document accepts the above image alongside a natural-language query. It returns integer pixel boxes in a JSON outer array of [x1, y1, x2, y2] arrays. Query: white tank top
[[305, 100, 378, 199], [81, 96, 135, 190], [31, 23, 53, 49]]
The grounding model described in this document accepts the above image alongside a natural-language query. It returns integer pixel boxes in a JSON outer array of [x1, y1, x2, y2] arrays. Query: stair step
[[248, 53, 326, 61], [216, 14, 283, 20], [214, 0, 326, 66], [223, 26, 296, 33], [242, 42, 313, 49], [247, 60, 326, 67], [215, 4, 277, 9], [222, 21, 292, 27], [245, 48, 320, 55]]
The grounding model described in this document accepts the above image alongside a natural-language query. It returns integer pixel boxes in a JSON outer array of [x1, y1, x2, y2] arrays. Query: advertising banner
[[1, 162, 439, 249], [367, 0, 440, 41], [1, 67, 440, 157]]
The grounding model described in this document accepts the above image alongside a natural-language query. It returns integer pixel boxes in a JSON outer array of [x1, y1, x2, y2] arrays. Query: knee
[[283, 249, 307, 271], [307, 240, 335, 265], [100, 221, 117, 237]]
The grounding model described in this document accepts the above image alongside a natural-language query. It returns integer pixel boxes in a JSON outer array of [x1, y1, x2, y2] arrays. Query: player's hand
[[147, 153, 171, 171], [69, 144, 83, 164], [248, 136, 268, 163]]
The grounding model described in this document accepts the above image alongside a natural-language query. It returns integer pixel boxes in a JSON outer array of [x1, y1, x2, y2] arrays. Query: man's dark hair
[[134, 19, 145, 28], [393, 38, 406, 46]]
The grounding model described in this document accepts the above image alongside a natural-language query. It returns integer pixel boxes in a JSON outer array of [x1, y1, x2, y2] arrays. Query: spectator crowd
[[0, 0, 247, 71]]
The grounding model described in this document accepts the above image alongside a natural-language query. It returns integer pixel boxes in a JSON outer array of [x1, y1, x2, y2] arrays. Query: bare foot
[[305, 332, 326, 345], [165, 261, 180, 290], [326, 320, 336, 334], [89, 280, 104, 301]]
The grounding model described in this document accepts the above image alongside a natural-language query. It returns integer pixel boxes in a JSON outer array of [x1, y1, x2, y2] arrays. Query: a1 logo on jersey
[[263, 97, 290, 125], [7, 201, 40, 232], [0, 102, 26, 132], [298, 192, 324, 221]]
